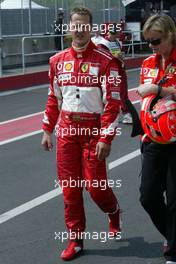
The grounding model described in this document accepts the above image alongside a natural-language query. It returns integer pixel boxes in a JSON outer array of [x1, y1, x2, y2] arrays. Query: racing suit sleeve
[[140, 61, 145, 84], [42, 59, 60, 133], [99, 58, 122, 145]]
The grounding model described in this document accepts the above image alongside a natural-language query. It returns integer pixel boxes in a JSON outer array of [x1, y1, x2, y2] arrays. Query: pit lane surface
[[0, 69, 164, 264]]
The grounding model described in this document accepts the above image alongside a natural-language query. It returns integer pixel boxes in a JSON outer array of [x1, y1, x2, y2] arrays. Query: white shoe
[[166, 261, 176, 263], [121, 113, 133, 124], [163, 239, 169, 253]]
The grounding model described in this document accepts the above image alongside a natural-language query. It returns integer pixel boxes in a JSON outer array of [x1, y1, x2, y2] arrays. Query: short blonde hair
[[143, 14, 176, 45]]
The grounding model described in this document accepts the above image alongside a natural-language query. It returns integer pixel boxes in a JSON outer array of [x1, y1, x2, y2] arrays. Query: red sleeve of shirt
[[42, 58, 60, 133], [99, 58, 123, 145], [140, 61, 145, 85]]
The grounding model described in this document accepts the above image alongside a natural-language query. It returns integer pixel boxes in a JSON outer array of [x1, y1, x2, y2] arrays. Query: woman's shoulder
[[142, 54, 158, 67]]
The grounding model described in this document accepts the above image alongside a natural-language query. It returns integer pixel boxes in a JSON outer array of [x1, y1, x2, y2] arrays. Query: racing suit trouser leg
[[82, 137, 117, 213], [57, 134, 85, 235]]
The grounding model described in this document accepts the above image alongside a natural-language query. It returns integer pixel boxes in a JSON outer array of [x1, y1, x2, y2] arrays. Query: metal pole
[[29, 0, 32, 35], [160, 0, 163, 12], [55, 0, 57, 19], [0, 2, 2, 77], [45, 0, 48, 33], [132, 32, 134, 57], [123, 0, 126, 21], [61, 35, 64, 50], [119, 0, 121, 21], [22, 37, 26, 74], [21, 0, 24, 35], [103, 0, 105, 23], [108, 0, 110, 22]]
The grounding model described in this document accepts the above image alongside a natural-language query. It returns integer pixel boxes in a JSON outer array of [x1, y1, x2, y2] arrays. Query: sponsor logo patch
[[58, 73, 71, 81], [111, 91, 120, 100], [57, 63, 63, 71], [147, 68, 158, 77], [110, 70, 119, 77], [79, 62, 100, 76], [142, 68, 150, 75], [169, 66, 176, 74], [63, 61, 74, 72], [81, 63, 89, 73], [89, 66, 99, 76]]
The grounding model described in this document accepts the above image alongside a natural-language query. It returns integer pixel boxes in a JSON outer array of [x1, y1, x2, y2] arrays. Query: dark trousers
[[140, 141, 176, 261], [54, 35, 61, 50], [119, 65, 128, 113]]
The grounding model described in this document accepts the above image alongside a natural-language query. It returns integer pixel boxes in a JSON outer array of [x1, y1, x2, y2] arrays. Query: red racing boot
[[60, 239, 83, 261], [108, 208, 122, 237]]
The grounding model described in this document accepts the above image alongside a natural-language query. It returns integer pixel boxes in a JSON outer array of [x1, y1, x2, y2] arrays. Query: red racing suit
[[42, 41, 122, 234], [140, 48, 176, 142]]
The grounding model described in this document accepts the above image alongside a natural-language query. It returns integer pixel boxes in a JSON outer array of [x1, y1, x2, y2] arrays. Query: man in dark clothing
[[54, 9, 64, 50]]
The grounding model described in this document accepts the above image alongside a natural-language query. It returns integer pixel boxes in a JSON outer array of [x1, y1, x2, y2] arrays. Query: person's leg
[[57, 134, 85, 234], [82, 137, 117, 212], [57, 134, 85, 260], [54, 35, 61, 50], [164, 143, 176, 262], [140, 142, 167, 237], [82, 137, 121, 235]]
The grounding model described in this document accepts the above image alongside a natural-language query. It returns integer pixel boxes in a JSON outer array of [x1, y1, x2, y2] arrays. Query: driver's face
[[70, 14, 91, 48]]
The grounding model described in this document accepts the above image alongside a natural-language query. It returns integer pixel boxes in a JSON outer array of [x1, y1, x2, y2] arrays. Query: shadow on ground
[[84, 236, 162, 258]]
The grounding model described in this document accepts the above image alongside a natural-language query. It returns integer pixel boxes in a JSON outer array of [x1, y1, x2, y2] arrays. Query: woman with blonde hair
[[137, 14, 176, 264]]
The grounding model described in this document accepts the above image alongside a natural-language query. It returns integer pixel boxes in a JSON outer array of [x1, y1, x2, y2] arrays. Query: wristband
[[157, 85, 162, 96]]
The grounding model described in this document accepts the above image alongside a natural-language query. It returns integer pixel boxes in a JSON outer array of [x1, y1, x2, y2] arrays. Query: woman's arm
[[137, 84, 176, 98]]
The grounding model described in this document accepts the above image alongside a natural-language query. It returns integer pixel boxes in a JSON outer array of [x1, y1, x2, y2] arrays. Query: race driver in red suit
[[42, 7, 125, 261]]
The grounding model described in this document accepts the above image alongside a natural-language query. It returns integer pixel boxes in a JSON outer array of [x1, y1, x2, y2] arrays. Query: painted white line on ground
[[0, 148, 141, 224], [0, 84, 48, 96], [0, 188, 62, 224], [128, 87, 137, 91], [133, 100, 140, 104], [126, 67, 140, 72], [0, 111, 43, 125], [109, 149, 141, 170], [0, 130, 43, 146]]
